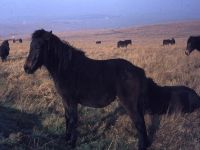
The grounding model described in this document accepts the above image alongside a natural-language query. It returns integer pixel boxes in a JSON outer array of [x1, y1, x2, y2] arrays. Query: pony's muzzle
[[24, 64, 33, 74], [185, 51, 190, 56]]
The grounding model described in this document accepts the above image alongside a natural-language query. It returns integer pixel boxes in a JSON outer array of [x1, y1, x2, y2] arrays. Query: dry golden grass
[[1, 21, 200, 150]]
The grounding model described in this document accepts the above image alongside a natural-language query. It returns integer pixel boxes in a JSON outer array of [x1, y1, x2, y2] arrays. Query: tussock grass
[[1, 21, 200, 149]]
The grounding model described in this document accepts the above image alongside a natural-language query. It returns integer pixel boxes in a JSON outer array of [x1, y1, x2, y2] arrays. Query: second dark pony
[[146, 78, 200, 114], [0, 40, 10, 62]]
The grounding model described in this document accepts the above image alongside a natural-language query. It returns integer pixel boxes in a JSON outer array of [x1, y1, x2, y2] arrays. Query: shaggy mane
[[61, 40, 85, 56], [32, 29, 85, 57]]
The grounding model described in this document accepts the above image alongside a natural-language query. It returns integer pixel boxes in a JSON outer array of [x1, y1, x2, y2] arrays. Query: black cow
[[185, 36, 200, 55], [117, 39, 132, 48], [163, 38, 175, 46], [96, 41, 101, 44], [0, 40, 10, 62]]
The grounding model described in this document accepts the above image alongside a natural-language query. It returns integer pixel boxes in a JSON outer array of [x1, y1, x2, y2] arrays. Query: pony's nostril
[[185, 51, 189, 56]]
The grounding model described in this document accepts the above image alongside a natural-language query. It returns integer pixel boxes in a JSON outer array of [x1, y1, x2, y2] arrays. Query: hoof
[[138, 140, 150, 150], [67, 139, 76, 149], [66, 133, 71, 141], [146, 138, 151, 147], [66, 133, 77, 148]]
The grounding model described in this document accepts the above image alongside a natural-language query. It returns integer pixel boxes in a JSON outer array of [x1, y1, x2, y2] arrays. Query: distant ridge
[[1, 20, 200, 40]]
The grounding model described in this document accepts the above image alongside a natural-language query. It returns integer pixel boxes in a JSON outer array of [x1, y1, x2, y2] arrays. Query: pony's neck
[[43, 36, 85, 79], [43, 37, 71, 78]]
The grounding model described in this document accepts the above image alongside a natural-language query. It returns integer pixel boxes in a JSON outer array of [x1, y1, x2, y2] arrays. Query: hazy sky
[[0, 0, 199, 19], [0, 0, 200, 36]]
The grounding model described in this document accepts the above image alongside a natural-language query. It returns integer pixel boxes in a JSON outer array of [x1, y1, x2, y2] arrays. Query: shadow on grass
[[0, 105, 41, 149], [0, 105, 72, 150], [0, 104, 160, 149], [0, 105, 42, 136]]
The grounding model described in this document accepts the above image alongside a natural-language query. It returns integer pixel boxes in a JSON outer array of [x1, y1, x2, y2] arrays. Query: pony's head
[[185, 36, 196, 56], [2, 40, 9, 45], [24, 29, 52, 74]]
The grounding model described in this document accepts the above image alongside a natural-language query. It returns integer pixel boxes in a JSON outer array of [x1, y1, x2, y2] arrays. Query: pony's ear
[[44, 31, 52, 40]]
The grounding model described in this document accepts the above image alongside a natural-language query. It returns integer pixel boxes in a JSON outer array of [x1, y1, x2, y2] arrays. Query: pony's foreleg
[[64, 103, 78, 148]]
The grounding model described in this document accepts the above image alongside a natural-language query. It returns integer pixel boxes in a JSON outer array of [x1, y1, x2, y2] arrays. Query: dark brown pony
[[144, 78, 200, 144], [163, 38, 175, 46], [0, 40, 10, 62], [185, 36, 200, 55], [117, 40, 132, 48], [146, 78, 200, 114], [24, 29, 149, 150]]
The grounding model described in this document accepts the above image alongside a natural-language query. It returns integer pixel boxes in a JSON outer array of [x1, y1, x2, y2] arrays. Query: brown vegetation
[[1, 21, 200, 149]]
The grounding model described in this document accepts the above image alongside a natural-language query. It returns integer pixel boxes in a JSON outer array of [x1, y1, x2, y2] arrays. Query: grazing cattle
[[0, 40, 10, 62], [185, 36, 200, 55], [96, 41, 101, 44], [24, 29, 149, 150], [19, 38, 23, 43], [163, 38, 175, 46], [146, 78, 200, 114], [117, 39, 132, 48], [13, 38, 23, 43]]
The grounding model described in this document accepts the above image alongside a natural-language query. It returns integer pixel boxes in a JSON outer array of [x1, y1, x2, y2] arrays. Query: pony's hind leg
[[147, 114, 160, 145], [129, 104, 149, 150], [117, 80, 149, 150]]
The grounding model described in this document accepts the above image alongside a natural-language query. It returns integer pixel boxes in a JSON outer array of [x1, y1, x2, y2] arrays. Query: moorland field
[[1, 21, 200, 150]]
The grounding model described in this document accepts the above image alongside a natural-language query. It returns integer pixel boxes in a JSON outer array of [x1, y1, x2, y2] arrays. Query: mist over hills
[[1, 14, 200, 38], [0, 0, 200, 38]]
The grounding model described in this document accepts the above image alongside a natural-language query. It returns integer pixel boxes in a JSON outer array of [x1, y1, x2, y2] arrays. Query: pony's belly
[[78, 94, 116, 108]]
